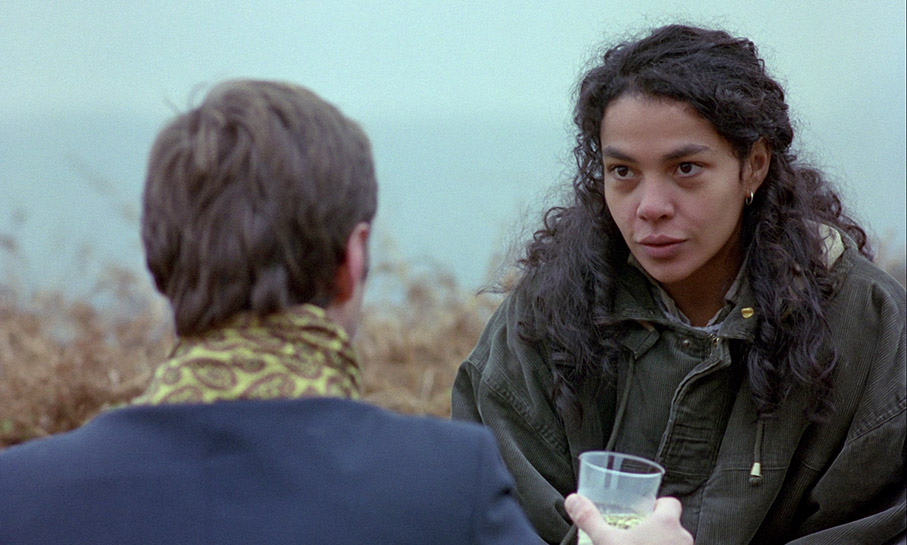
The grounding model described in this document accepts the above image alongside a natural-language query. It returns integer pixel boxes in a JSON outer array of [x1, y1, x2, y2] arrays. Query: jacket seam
[[847, 315, 907, 440], [846, 396, 907, 445], [475, 364, 569, 455]]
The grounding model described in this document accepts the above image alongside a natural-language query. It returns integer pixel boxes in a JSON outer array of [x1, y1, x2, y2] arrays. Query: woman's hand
[[565, 493, 694, 545]]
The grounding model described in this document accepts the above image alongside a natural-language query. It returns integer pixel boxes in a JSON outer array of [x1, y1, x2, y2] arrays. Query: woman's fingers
[[564, 493, 603, 529], [565, 493, 695, 545], [652, 497, 683, 519]]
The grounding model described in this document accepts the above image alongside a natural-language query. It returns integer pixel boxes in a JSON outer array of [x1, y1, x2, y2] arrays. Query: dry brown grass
[[0, 256, 507, 449], [357, 261, 505, 416], [0, 243, 903, 450], [0, 268, 174, 447]]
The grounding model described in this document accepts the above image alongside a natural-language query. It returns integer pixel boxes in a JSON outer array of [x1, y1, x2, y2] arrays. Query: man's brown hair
[[142, 79, 377, 336]]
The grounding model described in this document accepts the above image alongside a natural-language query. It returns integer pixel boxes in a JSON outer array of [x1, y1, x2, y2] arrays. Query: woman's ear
[[744, 138, 771, 193]]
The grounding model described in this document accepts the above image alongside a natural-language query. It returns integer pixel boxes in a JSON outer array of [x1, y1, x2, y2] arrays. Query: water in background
[[2, 109, 905, 302], [0, 110, 573, 300]]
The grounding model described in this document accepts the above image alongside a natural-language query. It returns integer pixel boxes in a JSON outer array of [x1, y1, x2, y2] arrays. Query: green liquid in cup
[[600, 512, 645, 529], [576, 511, 646, 544]]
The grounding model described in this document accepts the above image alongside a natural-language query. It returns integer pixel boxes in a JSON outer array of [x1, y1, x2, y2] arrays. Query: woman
[[452, 25, 905, 545]]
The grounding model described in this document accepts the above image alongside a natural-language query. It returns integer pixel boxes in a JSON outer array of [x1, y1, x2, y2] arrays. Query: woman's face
[[600, 94, 767, 300]]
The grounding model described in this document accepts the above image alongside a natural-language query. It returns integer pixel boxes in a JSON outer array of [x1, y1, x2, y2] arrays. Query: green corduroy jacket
[[453, 235, 905, 545]]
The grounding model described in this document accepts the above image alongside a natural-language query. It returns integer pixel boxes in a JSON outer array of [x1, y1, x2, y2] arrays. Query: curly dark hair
[[516, 25, 871, 421]]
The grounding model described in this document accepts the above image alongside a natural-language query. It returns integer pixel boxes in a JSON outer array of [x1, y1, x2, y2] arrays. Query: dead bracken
[[1, 239, 902, 450], [0, 255, 509, 449]]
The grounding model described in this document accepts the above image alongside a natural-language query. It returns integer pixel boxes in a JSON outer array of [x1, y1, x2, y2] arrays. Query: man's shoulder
[[0, 399, 529, 544], [289, 397, 497, 446], [1, 398, 497, 469], [0, 398, 505, 518]]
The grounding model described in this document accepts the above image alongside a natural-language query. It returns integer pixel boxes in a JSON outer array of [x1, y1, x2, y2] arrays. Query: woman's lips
[[638, 236, 684, 259]]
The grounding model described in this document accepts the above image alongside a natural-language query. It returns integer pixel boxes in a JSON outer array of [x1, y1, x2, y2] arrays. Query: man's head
[[142, 79, 377, 336]]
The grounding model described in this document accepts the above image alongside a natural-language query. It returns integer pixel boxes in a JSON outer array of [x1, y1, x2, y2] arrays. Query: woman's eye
[[610, 165, 633, 179], [675, 162, 702, 176]]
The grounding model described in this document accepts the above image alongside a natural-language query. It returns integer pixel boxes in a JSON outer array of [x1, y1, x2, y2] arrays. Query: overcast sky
[[2, 1, 905, 292]]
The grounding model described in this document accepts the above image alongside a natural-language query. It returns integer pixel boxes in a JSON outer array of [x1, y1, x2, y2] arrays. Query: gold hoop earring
[[745, 191, 754, 205]]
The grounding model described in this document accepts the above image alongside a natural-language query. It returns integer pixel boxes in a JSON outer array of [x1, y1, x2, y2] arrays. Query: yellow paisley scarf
[[132, 304, 360, 405]]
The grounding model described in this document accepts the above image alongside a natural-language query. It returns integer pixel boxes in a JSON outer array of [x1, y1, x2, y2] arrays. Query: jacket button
[[681, 339, 692, 348], [741, 307, 755, 319]]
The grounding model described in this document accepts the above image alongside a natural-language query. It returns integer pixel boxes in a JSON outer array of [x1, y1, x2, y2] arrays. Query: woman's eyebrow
[[601, 144, 713, 162], [601, 146, 635, 162], [663, 144, 712, 161]]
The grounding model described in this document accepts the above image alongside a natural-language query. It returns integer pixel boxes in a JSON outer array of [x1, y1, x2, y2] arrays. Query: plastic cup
[[575, 451, 665, 542]]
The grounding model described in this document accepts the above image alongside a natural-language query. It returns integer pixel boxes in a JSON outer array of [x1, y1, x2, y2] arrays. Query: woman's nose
[[636, 180, 674, 221]]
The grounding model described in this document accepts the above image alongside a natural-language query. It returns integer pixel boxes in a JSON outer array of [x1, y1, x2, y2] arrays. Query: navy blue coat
[[0, 397, 540, 544]]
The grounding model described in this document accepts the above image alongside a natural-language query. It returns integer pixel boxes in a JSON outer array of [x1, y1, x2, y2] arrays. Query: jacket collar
[[611, 258, 759, 356], [611, 225, 856, 356]]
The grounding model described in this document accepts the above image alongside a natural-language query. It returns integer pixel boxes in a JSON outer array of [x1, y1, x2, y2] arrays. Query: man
[[0, 80, 687, 544]]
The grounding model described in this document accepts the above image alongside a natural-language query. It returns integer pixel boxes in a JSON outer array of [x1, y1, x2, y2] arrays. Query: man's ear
[[744, 138, 771, 193], [333, 222, 370, 303]]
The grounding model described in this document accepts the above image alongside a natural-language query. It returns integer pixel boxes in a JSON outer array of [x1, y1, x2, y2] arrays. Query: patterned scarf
[[132, 304, 360, 405]]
